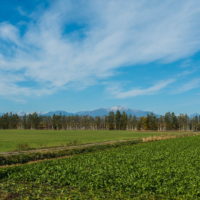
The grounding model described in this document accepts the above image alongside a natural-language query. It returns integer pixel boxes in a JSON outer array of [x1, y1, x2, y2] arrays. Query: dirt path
[[0, 155, 73, 168], [1, 132, 199, 168]]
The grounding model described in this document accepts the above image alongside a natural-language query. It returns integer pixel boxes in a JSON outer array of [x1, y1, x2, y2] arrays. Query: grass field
[[0, 129, 191, 152], [1, 135, 200, 199]]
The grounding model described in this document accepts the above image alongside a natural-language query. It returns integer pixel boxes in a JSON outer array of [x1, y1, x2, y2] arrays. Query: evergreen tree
[[107, 112, 115, 130], [115, 110, 121, 130], [146, 113, 158, 130], [121, 112, 128, 130]]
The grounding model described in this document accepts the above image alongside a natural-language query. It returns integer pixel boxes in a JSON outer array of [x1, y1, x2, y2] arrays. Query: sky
[[0, 0, 200, 114]]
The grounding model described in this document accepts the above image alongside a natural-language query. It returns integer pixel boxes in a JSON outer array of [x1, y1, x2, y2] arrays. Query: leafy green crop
[[1, 136, 200, 199]]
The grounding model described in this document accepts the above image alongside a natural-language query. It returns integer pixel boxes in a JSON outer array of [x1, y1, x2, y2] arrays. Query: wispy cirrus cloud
[[0, 0, 200, 98], [175, 78, 200, 93], [107, 79, 175, 98]]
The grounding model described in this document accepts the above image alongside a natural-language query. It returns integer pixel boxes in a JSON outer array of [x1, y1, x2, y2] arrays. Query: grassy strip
[[0, 129, 168, 152], [0, 139, 142, 166]]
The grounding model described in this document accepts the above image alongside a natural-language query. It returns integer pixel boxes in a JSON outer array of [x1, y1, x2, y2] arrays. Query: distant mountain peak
[[110, 106, 127, 111]]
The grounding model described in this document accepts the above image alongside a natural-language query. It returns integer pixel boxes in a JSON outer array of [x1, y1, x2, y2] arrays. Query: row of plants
[[1, 136, 200, 199]]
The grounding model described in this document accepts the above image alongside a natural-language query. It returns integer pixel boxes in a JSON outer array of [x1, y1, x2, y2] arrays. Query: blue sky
[[0, 0, 200, 114]]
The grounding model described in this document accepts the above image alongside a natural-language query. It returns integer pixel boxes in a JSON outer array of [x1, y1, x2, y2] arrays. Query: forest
[[0, 111, 200, 131]]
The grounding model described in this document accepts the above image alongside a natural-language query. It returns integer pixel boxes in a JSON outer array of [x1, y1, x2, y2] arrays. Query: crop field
[[1, 135, 200, 199], [0, 129, 188, 152]]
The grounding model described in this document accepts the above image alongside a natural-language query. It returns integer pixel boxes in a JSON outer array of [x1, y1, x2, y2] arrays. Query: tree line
[[0, 111, 200, 131]]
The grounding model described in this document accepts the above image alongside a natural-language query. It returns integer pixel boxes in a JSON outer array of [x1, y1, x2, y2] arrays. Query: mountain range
[[42, 106, 152, 117], [1, 106, 199, 117]]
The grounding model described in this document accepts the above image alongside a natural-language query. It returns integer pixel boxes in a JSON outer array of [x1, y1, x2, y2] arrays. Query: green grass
[[1, 135, 200, 199], [0, 129, 189, 152]]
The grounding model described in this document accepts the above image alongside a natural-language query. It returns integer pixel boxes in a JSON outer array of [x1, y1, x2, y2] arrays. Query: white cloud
[[0, 0, 200, 97], [107, 79, 175, 98], [0, 23, 19, 44], [176, 78, 200, 93], [0, 72, 54, 97]]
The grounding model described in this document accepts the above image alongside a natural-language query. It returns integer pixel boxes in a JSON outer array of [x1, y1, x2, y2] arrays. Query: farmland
[[0, 129, 189, 152], [1, 135, 200, 199]]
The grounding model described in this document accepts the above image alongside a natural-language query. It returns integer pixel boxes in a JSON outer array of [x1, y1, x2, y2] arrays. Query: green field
[[0, 129, 188, 152], [1, 135, 200, 199]]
